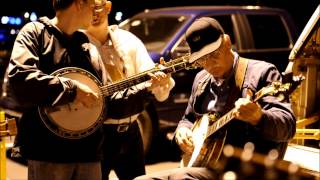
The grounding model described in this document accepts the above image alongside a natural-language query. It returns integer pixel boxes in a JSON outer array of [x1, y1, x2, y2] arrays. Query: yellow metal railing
[[292, 113, 320, 143], [0, 111, 6, 180], [294, 129, 320, 140]]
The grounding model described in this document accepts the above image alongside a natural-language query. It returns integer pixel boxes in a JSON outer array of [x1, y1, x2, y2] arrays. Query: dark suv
[[119, 6, 299, 153]]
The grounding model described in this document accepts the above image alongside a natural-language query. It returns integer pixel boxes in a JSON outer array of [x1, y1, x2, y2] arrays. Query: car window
[[246, 14, 290, 49], [120, 15, 188, 53], [209, 15, 235, 45]]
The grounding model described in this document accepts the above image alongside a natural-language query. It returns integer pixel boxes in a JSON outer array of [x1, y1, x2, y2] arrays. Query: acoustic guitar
[[38, 55, 197, 139], [181, 75, 304, 169]]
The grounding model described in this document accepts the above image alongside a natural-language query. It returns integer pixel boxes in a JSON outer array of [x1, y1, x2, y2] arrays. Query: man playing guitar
[[135, 17, 297, 180]]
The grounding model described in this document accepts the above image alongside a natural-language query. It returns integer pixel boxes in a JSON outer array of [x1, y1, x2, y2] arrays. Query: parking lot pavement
[[6, 156, 180, 180], [4, 136, 319, 180], [145, 127, 182, 164], [4, 133, 182, 180]]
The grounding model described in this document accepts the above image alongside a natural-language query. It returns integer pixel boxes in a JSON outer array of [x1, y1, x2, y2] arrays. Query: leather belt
[[104, 114, 139, 125], [104, 114, 140, 132]]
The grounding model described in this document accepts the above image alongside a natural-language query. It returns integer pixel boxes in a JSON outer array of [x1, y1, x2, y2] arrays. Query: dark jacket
[[6, 17, 104, 162], [178, 55, 296, 158]]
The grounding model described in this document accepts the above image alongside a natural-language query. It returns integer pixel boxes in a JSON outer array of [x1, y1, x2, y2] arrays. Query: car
[[119, 6, 299, 154]]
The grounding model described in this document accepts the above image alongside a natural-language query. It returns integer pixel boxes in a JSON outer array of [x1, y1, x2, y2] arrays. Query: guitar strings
[[100, 55, 191, 96]]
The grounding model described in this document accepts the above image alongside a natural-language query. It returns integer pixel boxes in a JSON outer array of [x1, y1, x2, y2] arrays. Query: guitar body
[[38, 67, 105, 139], [180, 114, 227, 169]]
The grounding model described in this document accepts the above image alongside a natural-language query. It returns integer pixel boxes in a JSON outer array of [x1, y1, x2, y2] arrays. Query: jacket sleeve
[[248, 62, 296, 142], [7, 22, 76, 109]]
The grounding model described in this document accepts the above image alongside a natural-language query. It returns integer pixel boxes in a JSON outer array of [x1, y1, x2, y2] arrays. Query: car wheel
[[137, 109, 154, 155]]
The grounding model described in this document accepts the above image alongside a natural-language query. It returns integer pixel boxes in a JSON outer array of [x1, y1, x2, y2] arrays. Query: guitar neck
[[206, 109, 236, 138], [205, 87, 266, 138], [100, 56, 192, 96]]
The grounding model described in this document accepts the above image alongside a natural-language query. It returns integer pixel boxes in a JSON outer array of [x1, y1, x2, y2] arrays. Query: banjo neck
[[206, 77, 304, 139], [100, 55, 193, 96]]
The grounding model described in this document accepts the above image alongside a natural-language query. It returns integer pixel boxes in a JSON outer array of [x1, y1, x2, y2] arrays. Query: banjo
[[38, 55, 196, 139], [180, 75, 304, 169]]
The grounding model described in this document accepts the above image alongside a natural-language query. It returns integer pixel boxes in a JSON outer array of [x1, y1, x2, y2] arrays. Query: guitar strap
[[235, 57, 249, 92], [222, 57, 249, 114]]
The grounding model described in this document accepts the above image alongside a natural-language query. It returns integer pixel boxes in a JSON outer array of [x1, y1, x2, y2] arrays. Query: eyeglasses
[[195, 46, 223, 67]]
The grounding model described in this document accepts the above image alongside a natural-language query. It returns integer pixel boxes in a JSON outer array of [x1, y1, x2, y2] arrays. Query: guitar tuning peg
[[154, 63, 161, 70], [159, 57, 165, 65]]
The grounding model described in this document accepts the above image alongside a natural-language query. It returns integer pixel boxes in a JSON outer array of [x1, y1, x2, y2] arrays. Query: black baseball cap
[[186, 17, 225, 63]]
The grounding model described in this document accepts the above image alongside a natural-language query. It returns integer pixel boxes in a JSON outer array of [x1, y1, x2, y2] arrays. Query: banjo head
[[39, 67, 105, 139]]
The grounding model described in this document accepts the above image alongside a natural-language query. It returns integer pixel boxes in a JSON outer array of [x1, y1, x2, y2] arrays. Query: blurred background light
[[14, 17, 22, 25], [1, 16, 9, 24], [10, 29, 16, 35], [1, 16, 22, 25], [30, 12, 37, 21], [0, 33, 5, 41], [115, 11, 123, 22], [9, 17, 16, 25], [24, 12, 30, 19]]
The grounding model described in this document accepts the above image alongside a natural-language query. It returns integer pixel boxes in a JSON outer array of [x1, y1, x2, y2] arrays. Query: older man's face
[[196, 42, 233, 78]]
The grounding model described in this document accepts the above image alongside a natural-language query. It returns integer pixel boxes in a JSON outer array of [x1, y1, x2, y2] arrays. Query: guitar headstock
[[163, 54, 199, 70], [254, 74, 305, 101], [282, 73, 306, 95], [159, 57, 166, 65]]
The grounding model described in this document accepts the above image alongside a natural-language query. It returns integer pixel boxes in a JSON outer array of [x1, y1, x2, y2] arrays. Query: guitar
[[181, 75, 305, 169], [38, 55, 196, 139]]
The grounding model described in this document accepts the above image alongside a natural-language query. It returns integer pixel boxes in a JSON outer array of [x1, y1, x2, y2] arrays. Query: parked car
[[119, 6, 299, 154]]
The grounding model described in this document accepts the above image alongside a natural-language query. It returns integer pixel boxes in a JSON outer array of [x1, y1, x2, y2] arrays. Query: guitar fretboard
[[204, 78, 300, 138], [206, 109, 236, 138], [205, 83, 281, 138], [100, 55, 192, 96]]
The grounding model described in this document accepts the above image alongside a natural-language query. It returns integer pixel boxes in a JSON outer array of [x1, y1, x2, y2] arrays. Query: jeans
[[134, 167, 218, 180], [28, 160, 101, 180], [101, 121, 145, 180]]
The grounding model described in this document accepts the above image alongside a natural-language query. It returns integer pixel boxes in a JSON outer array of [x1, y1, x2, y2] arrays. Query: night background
[[0, 1, 319, 89], [1, 1, 319, 178], [0, 0, 319, 32]]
